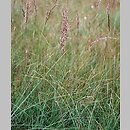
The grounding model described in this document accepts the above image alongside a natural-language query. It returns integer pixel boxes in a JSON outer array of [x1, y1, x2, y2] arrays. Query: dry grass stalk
[[89, 35, 118, 46], [60, 7, 70, 53], [16, 66, 20, 86], [21, 0, 37, 24], [12, 0, 16, 10], [75, 11, 80, 35], [106, 0, 111, 32]]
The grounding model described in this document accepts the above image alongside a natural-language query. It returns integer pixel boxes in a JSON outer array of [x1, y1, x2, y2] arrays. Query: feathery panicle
[[60, 7, 70, 53], [22, 0, 37, 24], [44, 0, 58, 26]]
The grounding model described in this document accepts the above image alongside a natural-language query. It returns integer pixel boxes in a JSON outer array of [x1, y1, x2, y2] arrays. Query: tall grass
[[11, 0, 120, 129]]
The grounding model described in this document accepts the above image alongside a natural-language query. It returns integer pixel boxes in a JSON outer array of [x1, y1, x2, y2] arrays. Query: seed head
[[60, 7, 70, 53]]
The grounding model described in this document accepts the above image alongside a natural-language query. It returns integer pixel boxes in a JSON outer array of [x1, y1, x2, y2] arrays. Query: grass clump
[[11, 0, 120, 129]]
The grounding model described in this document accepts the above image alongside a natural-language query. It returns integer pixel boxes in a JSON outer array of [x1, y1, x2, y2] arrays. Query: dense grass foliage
[[11, 0, 120, 129]]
